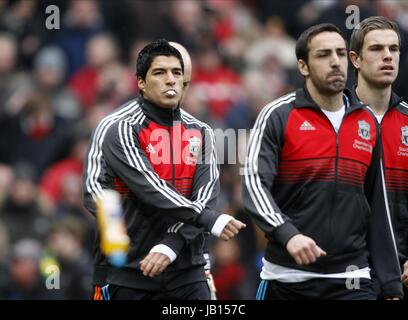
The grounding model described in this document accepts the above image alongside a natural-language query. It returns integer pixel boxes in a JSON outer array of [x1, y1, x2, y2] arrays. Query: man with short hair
[[242, 23, 403, 299], [349, 15, 408, 296], [83, 39, 245, 300]]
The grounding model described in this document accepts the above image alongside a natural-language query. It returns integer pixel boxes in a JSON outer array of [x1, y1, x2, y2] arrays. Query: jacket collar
[[351, 84, 404, 111], [293, 86, 364, 112], [139, 95, 181, 126]]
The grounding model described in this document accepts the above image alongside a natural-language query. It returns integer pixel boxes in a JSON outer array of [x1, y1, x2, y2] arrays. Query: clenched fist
[[220, 219, 246, 241], [286, 234, 326, 265]]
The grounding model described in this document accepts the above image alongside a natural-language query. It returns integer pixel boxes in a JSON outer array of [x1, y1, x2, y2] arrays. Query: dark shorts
[[105, 281, 210, 300], [256, 278, 377, 300]]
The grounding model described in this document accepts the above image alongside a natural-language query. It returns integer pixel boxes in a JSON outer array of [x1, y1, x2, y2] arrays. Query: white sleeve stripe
[[87, 102, 139, 196], [121, 119, 192, 209], [120, 118, 204, 213], [400, 101, 408, 109], [87, 102, 139, 198], [245, 93, 296, 227], [168, 222, 184, 233], [245, 94, 295, 226], [248, 95, 295, 224], [180, 112, 219, 209], [124, 119, 195, 209], [174, 222, 184, 233], [86, 102, 140, 199], [180, 112, 219, 192], [90, 108, 143, 198], [126, 116, 205, 212], [86, 101, 140, 200], [380, 161, 401, 273]]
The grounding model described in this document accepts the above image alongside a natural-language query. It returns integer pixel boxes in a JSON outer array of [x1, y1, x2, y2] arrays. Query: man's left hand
[[140, 252, 171, 277]]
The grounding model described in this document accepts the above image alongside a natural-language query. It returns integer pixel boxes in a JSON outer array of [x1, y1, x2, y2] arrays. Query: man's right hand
[[402, 260, 408, 288], [220, 219, 246, 241], [286, 234, 327, 265]]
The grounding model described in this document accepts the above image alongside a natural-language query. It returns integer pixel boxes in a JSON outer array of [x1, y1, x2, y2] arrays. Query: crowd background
[[0, 0, 407, 300]]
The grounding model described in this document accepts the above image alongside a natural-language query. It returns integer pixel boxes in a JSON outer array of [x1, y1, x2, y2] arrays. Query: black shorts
[[256, 278, 377, 300], [104, 281, 210, 300]]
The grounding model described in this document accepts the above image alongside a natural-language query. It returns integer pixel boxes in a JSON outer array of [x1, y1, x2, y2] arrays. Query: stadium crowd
[[0, 0, 407, 299]]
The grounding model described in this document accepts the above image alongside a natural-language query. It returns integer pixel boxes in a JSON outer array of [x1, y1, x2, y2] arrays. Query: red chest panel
[[279, 108, 376, 187], [138, 121, 202, 198], [381, 109, 408, 193]]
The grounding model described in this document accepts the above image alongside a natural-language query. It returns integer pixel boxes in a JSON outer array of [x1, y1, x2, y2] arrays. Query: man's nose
[[166, 71, 176, 85], [331, 53, 340, 67], [383, 47, 392, 61]]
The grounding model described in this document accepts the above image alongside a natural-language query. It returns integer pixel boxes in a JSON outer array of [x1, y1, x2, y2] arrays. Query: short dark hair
[[136, 39, 184, 80], [350, 16, 400, 55], [296, 23, 347, 63]]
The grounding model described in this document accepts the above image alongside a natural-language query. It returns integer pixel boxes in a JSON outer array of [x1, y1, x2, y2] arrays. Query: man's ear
[[298, 59, 309, 77], [349, 51, 361, 71], [138, 77, 145, 94]]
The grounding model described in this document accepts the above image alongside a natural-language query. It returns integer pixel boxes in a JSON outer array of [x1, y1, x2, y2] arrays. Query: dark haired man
[[243, 24, 403, 299], [349, 16, 408, 297], [83, 39, 245, 300]]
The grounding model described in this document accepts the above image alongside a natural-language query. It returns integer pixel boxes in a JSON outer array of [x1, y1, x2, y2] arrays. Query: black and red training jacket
[[242, 87, 403, 298], [83, 95, 220, 290], [352, 89, 408, 268]]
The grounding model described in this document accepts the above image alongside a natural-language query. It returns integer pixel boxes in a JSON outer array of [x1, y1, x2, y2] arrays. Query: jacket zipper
[[168, 119, 176, 186], [320, 109, 345, 254]]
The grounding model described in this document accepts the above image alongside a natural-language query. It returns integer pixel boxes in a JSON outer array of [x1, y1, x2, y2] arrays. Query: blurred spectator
[[0, 163, 13, 206], [0, 0, 45, 67], [83, 102, 112, 131], [161, 0, 205, 50], [212, 238, 245, 300], [296, 0, 337, 30], [102, 1, 164, 51], [312, 0, 376, 39], [0, 32, 32, 118], [226, 54, 291, 130], [39, 129, 89, 207], [33, 46, 82, 121], [245, 16, 297, 70], [0, 163, 52, 244], [55, 172, 95, 253], [206, 0, 262, 70], [192, 45, 243, 121], [0, 238, 56, 299], [0, 91, 73, 177], [54, 0, 106, 76], [69, 32, 136, 111], [0, 221, 10, 296], [45, 217, 93, 299], [255, 0, 306, 38]]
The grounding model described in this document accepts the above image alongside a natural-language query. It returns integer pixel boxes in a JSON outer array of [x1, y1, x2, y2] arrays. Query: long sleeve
[[242, 102, 300, 247], [365, 127, 403, 298], [102, 119, 221, 233]]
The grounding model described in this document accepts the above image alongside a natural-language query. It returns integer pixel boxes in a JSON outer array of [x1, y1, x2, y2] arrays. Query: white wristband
[[150, 244, 177, 263]]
